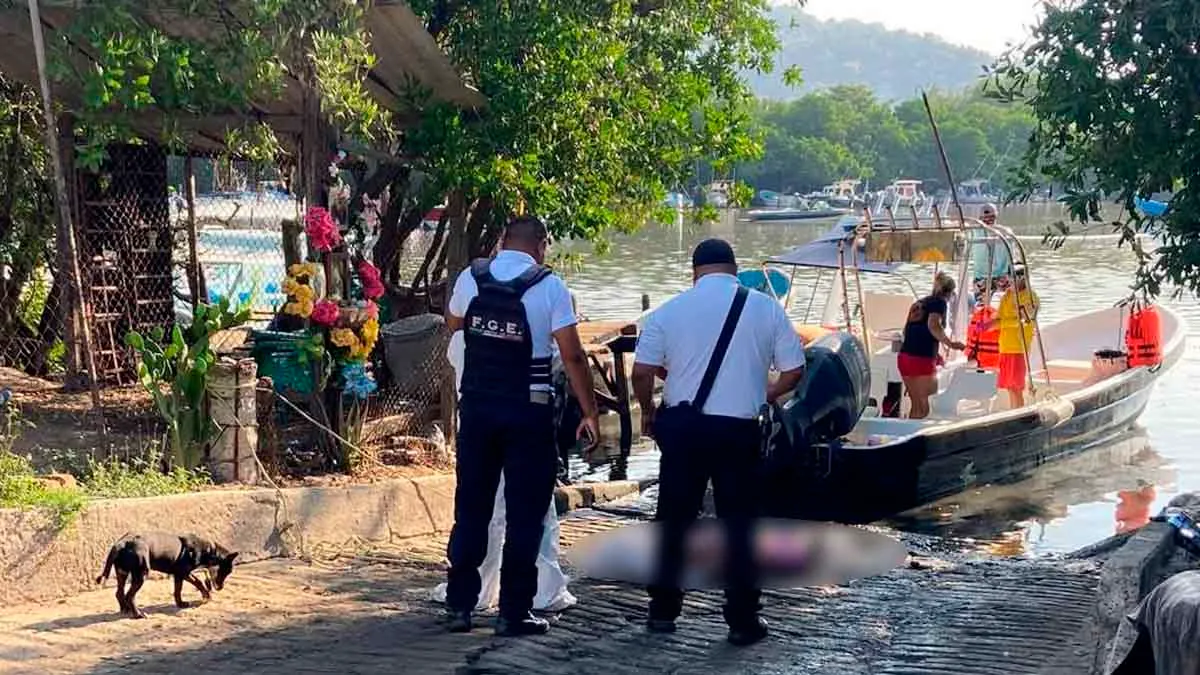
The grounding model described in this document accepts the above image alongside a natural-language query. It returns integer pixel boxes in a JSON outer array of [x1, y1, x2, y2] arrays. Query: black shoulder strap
[[692, 285, 749, 413], [469, 258, 493, 283], [511, 264, 553, 293]]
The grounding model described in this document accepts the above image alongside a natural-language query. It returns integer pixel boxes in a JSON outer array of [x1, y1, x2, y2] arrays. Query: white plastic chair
[[930, 368, 999, 419]]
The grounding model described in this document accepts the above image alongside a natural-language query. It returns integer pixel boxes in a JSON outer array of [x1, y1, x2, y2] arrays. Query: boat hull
[[749, 209, 847, 222], [765, 356, 1175, 525]]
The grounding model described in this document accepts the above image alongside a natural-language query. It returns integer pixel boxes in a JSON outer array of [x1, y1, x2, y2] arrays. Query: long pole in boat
[[921, 91, 967, 226]]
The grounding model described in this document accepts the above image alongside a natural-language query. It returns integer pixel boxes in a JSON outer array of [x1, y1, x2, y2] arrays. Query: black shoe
[[445, 609, 473, 633], [646, 618, 677, 634], [495, 613, 550, 637], [727, 617, 768, 647]]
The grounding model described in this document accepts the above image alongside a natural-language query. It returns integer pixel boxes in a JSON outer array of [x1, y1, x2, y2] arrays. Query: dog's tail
[[95, 545, 117, 585]]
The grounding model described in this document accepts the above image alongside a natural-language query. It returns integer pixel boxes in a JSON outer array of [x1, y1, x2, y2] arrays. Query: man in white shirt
[[632, 238, 806, 647], [443, 216, 599, 637]]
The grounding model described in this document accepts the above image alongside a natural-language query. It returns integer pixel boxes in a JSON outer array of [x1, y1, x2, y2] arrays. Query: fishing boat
[[747, 199, 848, 222], [879, 179, 927, 209], [805, 179, 864, 210], [754, 213, 1186, 524], [957, 179, 1000, 205]]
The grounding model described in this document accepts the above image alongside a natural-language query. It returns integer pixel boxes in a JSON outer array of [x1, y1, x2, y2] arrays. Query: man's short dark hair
[[504, 215, 549, 245]]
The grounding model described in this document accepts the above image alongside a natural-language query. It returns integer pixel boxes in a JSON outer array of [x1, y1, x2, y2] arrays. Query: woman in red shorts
[[897, 272, 966, 419]]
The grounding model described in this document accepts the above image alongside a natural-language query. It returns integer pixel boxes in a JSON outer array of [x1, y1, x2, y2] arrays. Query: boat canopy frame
[[757, 208, 1054, 395]]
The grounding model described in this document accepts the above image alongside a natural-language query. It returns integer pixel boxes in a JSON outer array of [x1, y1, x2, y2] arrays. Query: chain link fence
[[1, 144, 452, 478]]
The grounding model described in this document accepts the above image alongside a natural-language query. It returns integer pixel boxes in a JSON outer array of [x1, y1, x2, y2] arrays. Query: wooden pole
[[184, 155, 206, 305], [28, 0, 102, 412]]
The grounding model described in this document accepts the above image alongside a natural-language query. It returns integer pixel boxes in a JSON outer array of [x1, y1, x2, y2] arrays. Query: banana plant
[[125, 297, 252, 469]]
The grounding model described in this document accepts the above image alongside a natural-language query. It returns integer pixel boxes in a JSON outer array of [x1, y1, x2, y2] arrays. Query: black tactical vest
[[461, 258, 554, 399]]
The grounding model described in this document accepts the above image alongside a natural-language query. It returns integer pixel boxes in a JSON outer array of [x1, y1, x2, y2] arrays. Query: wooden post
[[184, 155, 206, 305], [28, 0, 102, 412], [439, 190, 469, 447]]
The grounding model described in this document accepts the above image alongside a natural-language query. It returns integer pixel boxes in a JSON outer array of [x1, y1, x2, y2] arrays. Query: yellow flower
[[297, 300, 313, 318], [349, 341, 373, 360], [292, 284, 315, 302], [360, 318, 379, 346], [282, 278, 300, 296], [283, 300, 312, 318], [331, 328, 360, 349], [288, 263, 319, 279]]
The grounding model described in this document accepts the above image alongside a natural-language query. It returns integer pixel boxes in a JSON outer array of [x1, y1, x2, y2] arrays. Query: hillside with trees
[[739, 86, 1033, 194], [749, 8, 993, 101]]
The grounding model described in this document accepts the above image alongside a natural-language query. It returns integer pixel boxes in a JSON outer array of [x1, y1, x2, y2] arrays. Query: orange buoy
[[1125, 305, 1163, 367], [966, 305, 1000, 369]]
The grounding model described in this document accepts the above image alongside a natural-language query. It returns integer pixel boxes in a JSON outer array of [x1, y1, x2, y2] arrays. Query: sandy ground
[[0, 512, 1104, 675]]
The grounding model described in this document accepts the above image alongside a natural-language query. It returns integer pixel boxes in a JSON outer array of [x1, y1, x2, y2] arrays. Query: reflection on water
[[555, 203, 1199, 555]]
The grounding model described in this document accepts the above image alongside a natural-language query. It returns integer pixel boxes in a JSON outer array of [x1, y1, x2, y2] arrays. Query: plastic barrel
[[382, 313, 447, 395]]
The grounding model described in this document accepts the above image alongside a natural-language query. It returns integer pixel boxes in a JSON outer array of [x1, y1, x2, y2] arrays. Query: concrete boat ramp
[[0, 507, 1114, 675]]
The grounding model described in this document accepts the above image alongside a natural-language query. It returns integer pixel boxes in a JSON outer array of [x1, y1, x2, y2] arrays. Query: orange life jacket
[[966, 305, 1000, 369], [1125, 305, 1163, 368]]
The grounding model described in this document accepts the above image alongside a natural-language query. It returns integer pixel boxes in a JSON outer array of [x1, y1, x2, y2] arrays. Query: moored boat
[[751, 213, 1186, 523]]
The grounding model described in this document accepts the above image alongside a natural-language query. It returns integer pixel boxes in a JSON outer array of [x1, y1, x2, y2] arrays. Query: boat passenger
[[631, 238, 806, 647], [995, 264, 1040, 409], [897, 272, 966, 419], [442, 215, 599, 637]]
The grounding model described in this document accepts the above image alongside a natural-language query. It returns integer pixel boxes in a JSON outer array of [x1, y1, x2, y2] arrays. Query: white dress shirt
[[634, 273, 807, 419], [447, 250, 576, 392]]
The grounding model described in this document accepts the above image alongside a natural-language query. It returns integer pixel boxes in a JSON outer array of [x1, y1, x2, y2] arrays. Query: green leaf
[[125, 332, 145, 350]]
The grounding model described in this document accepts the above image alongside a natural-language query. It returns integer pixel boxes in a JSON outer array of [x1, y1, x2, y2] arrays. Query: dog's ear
[[227, 551, 239, 564]]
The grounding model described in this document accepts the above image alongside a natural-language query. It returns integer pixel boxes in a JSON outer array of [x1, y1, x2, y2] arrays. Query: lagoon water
[[531, 203, 1199, 556]]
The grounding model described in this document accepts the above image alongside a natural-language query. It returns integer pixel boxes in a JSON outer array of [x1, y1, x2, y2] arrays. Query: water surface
[[553, 204, 1199, 556]]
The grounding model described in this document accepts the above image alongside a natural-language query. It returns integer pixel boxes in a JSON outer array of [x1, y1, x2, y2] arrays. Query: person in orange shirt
[[994, 265, 1039, 408]]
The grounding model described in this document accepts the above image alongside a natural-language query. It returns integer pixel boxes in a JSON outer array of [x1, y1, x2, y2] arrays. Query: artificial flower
[[357, 260, 385, 300], [291, 284, 315, 302], [363, 300, 379, 321], [340, 361, 377, 400], [284, 300, 313, 319], [288, 262, 319, 279], [331, 328, 360, 349], [282, 278, 300, 297], [305, 206, 342, 252], [360, 317, 380, 349], [310, 299, 341, 326]]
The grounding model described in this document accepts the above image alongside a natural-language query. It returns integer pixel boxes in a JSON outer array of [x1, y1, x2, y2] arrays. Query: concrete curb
[[1088, 522, 1176, 674], [554, 478, 656, 516], [0, 473, 652, 607]]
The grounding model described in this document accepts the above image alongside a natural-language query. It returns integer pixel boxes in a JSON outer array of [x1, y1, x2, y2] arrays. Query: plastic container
[[250, 329, 319, 396], [382, 313, 447, 395]]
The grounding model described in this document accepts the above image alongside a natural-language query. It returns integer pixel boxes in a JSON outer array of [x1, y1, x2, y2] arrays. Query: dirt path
[[0, 512, 1103, 675]]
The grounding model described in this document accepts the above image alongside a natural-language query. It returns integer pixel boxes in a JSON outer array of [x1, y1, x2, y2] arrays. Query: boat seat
[[930, 368, 999, 419]]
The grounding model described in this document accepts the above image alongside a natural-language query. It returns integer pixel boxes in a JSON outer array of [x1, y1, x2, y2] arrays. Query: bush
[[0, 450, 86, 527], [84, 450, 212, 499]]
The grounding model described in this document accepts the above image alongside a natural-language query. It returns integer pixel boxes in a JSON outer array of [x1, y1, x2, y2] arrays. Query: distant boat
[[757, 190, 803, 208], [706, 180, 734, 208], [664, 192, 693, 209], [957, 179, 1000, 205], [748, 200, 848, 221], [805, 179, 864, 210], [880, 179, 926, 209]]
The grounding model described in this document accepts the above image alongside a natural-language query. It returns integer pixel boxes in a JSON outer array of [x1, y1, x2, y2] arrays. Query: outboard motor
[[774, 331, 871, 455]]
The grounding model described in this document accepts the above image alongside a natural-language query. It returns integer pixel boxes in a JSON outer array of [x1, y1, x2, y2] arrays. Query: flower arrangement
[[304, 206, 342, 253], [356, 259, 385, 300], [282, 263, 319, 318]]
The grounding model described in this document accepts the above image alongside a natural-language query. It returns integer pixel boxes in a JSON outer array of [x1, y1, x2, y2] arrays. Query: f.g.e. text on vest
[[468, 314, 526, 343]]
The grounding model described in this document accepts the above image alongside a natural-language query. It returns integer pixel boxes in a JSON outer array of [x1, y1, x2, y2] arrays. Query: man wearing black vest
[[632, 238, 807, 646], [443, 215, 599, 637]]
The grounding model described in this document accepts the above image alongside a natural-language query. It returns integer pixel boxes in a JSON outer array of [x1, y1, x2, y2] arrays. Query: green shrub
[[0, 450, 86, 527], [84, 450, 212, 499]]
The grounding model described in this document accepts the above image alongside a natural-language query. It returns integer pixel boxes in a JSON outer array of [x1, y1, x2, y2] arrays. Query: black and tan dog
[[96, 532, 239, 618]]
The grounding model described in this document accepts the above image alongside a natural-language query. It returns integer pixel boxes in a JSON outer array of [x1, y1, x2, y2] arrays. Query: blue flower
[[0, 388, 11, 407], [340, 362, 377, 400]]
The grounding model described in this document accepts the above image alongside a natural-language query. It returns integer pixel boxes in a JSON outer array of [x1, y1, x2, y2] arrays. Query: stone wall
[[0, 474, 455, 607]]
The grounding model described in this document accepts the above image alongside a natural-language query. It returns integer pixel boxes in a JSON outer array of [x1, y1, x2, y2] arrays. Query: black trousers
[[648, 407, 762, 627], [446, 394, 558, 617]]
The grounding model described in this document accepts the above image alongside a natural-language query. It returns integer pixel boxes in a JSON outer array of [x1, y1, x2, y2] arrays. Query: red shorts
[[898, 353, 937, 378], [997, 353, 1027, 390]]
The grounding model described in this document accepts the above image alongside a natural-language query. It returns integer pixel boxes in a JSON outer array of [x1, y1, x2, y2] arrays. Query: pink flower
[[310, 299, 341, 326], [305, 206, 342, 252], [363, 300, 380, 320], [357, 260, 385, 300]]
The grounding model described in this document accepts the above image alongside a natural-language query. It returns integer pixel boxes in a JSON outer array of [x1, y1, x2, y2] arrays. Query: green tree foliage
[[0, 74, 58, 371], [741, 86, 1033, 194], [989, 0, 1200, 297], [400, 0, 784, 252]]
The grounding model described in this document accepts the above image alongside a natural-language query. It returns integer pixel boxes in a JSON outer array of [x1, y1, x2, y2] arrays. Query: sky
[[794, 0, 1045, 55]]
